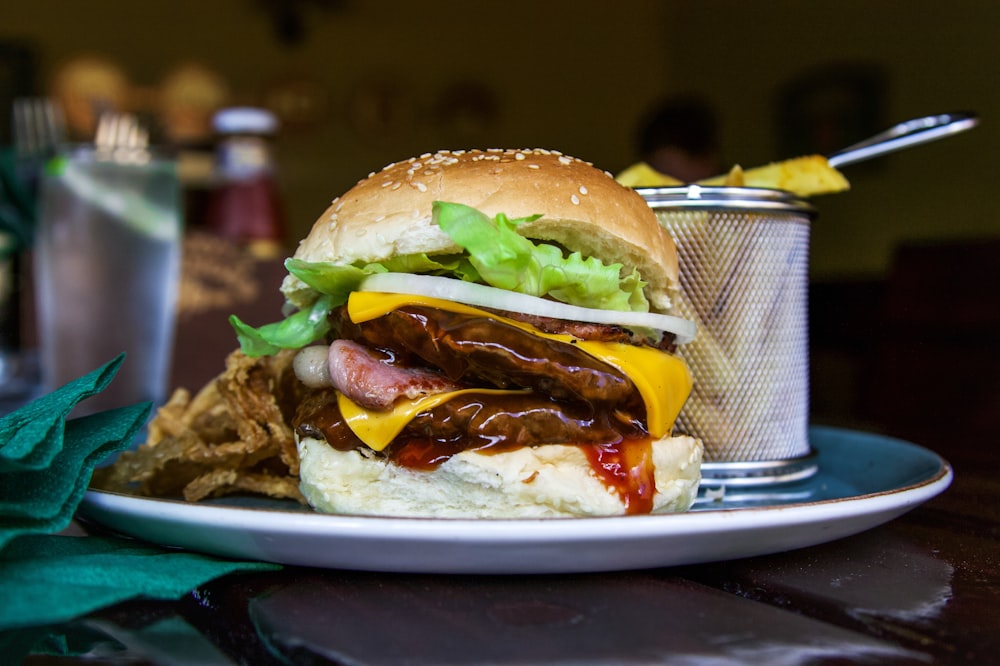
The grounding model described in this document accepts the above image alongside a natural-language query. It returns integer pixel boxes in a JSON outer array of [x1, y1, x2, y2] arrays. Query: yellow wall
[[3, 0, 997, 278]]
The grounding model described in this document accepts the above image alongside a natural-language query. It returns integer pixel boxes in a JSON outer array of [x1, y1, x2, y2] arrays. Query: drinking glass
[[34, 145, 182, 415]]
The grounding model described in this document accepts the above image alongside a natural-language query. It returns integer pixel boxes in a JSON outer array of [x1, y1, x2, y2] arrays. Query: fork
[[93, 111, 150, 164], [4, 99, 64, 368], [58, 111, 174, 241], [11, 97, 66, 194]]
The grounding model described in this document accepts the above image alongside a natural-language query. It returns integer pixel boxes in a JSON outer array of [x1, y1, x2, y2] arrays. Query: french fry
[[615, 162, 684, 187], [616, 155, 849, 197], [722, 164, 745, 187], [699, 155, 849, 196]]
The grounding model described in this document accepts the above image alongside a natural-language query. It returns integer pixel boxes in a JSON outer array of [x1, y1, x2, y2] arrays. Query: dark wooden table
[[17, 421, 992, 665]]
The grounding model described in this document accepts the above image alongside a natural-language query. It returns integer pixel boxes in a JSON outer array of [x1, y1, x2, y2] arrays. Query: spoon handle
[[827, 111, 978, 168]]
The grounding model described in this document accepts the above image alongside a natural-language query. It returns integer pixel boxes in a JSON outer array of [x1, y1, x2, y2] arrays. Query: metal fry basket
[[639, 186, 818, 486]]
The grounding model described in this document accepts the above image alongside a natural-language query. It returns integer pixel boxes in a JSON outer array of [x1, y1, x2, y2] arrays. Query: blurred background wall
[[3, 0, 998, 439], [4, 0, 995, 274]]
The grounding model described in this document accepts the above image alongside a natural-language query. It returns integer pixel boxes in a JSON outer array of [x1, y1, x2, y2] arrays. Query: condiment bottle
[[205, 107, 286, 258]]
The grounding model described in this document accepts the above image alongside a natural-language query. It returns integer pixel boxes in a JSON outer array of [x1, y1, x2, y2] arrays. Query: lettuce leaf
[[230, 201, 649, 356], [381, 253, 480, 281], [432, 201, 648, 312], [230, 294, 335, 357], [231, 254, 476, 356], [285, 253, 480, 299], [284, 260, 377, 306]]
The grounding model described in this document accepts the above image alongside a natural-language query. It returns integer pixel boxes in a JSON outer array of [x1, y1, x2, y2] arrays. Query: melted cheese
[[338, 389, 525, 452], [342, 292, 693, 450]]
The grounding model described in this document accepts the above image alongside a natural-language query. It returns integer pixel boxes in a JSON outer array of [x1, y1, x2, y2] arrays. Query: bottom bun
[[297, 436, 703, 518]]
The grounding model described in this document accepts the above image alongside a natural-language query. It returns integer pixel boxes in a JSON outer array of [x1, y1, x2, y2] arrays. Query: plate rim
[[80, 426, 953, 544]]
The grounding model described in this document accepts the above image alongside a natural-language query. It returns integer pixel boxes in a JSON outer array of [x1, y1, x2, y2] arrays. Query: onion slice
[[358, 273, 697, 344]]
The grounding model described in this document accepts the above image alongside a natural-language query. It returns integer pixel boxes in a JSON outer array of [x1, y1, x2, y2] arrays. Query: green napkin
[[0, 355, 282, 660], [0, 355, 144, 549], [0, 535, 277, 631], [1, 353, 124, 474], [0, 403, 150, 547], [33, 615, 237, 663]]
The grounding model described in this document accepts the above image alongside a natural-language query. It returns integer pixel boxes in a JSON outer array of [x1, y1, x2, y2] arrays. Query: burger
[[231, 148, 702, 518]]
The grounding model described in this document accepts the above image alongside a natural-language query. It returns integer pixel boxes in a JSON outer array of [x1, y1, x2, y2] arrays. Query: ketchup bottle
[[205, 107, 286, 257]]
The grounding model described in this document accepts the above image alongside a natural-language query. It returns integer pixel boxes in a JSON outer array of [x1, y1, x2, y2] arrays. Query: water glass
[[34, 146, 182, 415]]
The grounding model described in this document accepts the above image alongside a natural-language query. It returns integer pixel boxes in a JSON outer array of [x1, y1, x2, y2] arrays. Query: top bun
[[283, 148, 679, 313]]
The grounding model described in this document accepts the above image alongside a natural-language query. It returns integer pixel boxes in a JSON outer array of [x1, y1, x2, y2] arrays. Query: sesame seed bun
[[281, 148, 680, 313]]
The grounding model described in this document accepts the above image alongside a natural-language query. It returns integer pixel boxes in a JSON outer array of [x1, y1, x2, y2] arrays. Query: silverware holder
[[639, 186, 818, 486]]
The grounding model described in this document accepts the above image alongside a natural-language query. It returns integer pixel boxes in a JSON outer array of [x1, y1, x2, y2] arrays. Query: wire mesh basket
[[639, 186, 818, 486]]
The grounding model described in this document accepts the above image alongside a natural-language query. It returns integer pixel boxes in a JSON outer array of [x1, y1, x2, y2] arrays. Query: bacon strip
[[327, 339, 460, 411]]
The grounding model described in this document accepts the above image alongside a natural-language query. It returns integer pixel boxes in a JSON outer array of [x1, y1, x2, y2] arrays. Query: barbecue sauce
[[584, 438, 656, 515], [294, 390, 657, 515]]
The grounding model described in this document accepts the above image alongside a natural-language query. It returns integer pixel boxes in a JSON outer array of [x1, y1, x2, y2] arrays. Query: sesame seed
[[528, 164, 540, 169], [415, 182, 428, 192], [558, 156, 572, 165], [571, 194, 580, 205], [515, 152, 525, 160], [579, 185, 588, 195]]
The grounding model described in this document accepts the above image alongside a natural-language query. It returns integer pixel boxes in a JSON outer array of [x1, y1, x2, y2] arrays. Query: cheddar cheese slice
[[341, 292, 692, 449]]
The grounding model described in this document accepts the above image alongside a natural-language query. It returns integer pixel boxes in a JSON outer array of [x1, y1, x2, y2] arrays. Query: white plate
[[78, 426, 952, 574]]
